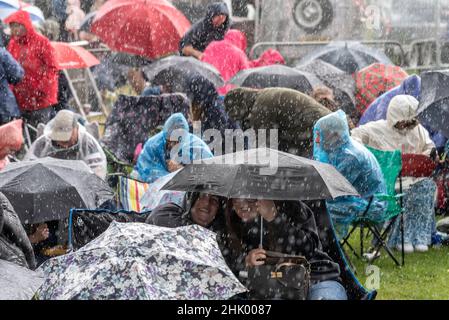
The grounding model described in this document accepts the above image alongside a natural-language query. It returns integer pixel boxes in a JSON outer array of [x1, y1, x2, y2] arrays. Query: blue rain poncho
[[135, 113, 213, 183], [313, 110, 387, 238]]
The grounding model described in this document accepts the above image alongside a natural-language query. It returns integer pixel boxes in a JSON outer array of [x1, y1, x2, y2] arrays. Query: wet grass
[[346, 229, 449, 300]]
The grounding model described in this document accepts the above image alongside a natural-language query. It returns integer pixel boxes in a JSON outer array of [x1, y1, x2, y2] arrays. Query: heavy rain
[[0, 0, 449, 304]]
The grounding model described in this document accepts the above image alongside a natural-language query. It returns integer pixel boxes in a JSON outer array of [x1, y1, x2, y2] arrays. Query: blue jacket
[[314, 110, 387, 225], [0, 48, 24, 123], [135, 113, 213, 183]]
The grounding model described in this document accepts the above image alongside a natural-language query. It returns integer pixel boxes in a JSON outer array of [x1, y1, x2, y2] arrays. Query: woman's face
[[232, 199, 258, 222]]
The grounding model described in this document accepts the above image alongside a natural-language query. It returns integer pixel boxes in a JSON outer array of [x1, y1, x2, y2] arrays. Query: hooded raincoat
[[135, 113, 213, 183], [5, 11, 59, 112], [351, 95, 435, 190], [313, 110, 387, 238], [179, 2, 231, 54], [0, 119, 23, 171], [0, 48, 24, 124], [25, 124, 107, 179]]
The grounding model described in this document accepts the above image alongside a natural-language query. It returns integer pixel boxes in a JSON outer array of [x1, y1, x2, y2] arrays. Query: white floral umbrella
[[35, 222, 246, 300]]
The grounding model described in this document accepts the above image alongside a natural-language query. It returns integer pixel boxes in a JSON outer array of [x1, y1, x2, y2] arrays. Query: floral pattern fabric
[[36, 222, 247, 300]]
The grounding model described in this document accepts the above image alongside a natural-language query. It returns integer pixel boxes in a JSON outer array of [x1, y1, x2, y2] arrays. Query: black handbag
[[247, 250, 311, 300]]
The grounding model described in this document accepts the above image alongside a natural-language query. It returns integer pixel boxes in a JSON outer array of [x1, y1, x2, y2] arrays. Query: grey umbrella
[[142, 55, 224, 91], [0, 158, 114, 224], [0, 259, 44, 300], [162, 148, 359, 201], [229, 65, 322, 95]]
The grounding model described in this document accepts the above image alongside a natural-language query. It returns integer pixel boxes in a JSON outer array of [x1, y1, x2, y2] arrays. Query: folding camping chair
[[116, 175, 150, 212], [340, 146, 405, 266]]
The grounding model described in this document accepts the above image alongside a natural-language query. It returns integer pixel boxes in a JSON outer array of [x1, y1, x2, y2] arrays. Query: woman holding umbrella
[[222, 198, 345, 300]]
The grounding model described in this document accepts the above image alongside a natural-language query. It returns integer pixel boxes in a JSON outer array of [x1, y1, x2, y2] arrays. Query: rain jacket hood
[[314, 110, 386, 225], [204, 2, 230, 28], [135, 113, 213, 183], [5, 11, 59, 111], [0, 119, 23, 170], [224, 29, 247, 52], [352, 95, 435, 156]]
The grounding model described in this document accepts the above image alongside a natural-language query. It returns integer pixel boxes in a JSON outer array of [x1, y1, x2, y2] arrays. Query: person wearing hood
[[133, 113, 213, 183], [313, 110, 387, 239], [351, 95, 437, 253], [179, 2, 231, 60], [225, 87, 331, 158], [186, 74, 238, 142], [25, 110, 107, 179], [201, 29, 250, 95], [5, 11, 59, 129], [0, 45, 24, 125]]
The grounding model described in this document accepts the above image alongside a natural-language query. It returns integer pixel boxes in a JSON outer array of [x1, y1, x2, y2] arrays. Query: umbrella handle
[[259, 215, 263, 248]]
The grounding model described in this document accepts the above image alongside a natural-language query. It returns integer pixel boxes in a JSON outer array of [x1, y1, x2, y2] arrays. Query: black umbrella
[[417, 70, 449, 138], [143, 55, 224, 91], [296, 59, 357, 118], [110, 52, 153, 68], [0, 259, 44, 300], [0, 158, 114, 224], [229, 65, 322, 94], [299, 41, 393, 74], [162, 148, 359, 201]]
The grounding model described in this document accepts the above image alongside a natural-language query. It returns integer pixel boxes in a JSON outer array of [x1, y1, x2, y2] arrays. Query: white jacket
[[351, 95, 435, 190], [25, 124, 107, 180]]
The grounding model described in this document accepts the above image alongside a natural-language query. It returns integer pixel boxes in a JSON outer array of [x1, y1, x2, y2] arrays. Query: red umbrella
[[91, 0, 191, 59], [51, 42, 100, 70], [355, 63, 408, 116]]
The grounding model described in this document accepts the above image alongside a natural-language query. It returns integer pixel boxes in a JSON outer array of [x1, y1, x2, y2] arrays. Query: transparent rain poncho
[[313, 110, 387, 238], [25, 124, 107, 180]]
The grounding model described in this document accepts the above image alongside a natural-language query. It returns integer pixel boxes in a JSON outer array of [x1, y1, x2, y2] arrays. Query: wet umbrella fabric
[[36, 222, 247, 300], [299, 41, 393, 74], [162, 148, 359, 201], [51, 42, 100, 70], [91, 0, 191, 59], [0, 158, 114, 224], [0, 259, 44, 300], [143, 55, 224, 90], [79, 10, 96, 32], [417, 70, 449, 138], [229, 65, 322, 94]]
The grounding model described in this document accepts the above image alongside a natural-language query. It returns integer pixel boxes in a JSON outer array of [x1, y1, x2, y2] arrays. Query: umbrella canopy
[[162, 148, 359, 201], [0, 158, 114, 224], [296, 59, 357, 116], [299, 41, 393, 74], [417, 70, 449, 138], [143, 55, 224, 90], [51, 42, 100, 70], [79, 10, 96, 32], [140, 171, 185, 211], [0, 259, 44, 300], [229, 64, 322, 94], [91, 0, 191, 60], [0, 1, 45, 24], [355, 63, 408, 116], [36, 222, 247, 300]]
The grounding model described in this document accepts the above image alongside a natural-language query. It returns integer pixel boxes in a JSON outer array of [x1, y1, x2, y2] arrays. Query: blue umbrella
[[0, 0, 19, 10], [0, 2, 45, 24]]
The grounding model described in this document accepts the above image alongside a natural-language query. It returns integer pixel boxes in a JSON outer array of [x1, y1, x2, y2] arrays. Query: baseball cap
[[44, 110, 77, 142]]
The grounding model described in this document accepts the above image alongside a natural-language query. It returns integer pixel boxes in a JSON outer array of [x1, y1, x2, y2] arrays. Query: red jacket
[[5, 11, 59, 111]]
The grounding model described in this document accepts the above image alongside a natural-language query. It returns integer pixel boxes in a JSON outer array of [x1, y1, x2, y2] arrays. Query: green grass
[[345, 229, 449, 300]]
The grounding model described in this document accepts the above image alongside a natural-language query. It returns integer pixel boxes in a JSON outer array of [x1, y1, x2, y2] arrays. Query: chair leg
[[369, 225, 401, 266], [341, 224, 360, 259], [360, 227, 364, 257], [400, 212, 405, 266]]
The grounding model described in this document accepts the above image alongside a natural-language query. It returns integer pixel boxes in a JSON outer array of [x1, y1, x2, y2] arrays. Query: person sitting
[[25, 110, 107, 179], [222, 198, 345, 300], [133, 113, 213, 183], [0, 119, 23, 171], [147, 192, 225, 232], [351, 95, 437, 253], [179, 2, 230, 60], [313, 110, 387, 239]]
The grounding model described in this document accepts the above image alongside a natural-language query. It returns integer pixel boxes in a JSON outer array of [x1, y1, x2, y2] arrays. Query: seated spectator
[[313, 110, 387, 239], [25, 110, 107, 179], [0, 119, 23, 171], [133, 113, 213, 183], [222, 198, 345, 300], [351, 95, 437, 253]]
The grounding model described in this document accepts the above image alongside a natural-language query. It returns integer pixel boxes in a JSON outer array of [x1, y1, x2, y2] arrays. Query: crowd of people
[[1, 1, 449, 300]]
